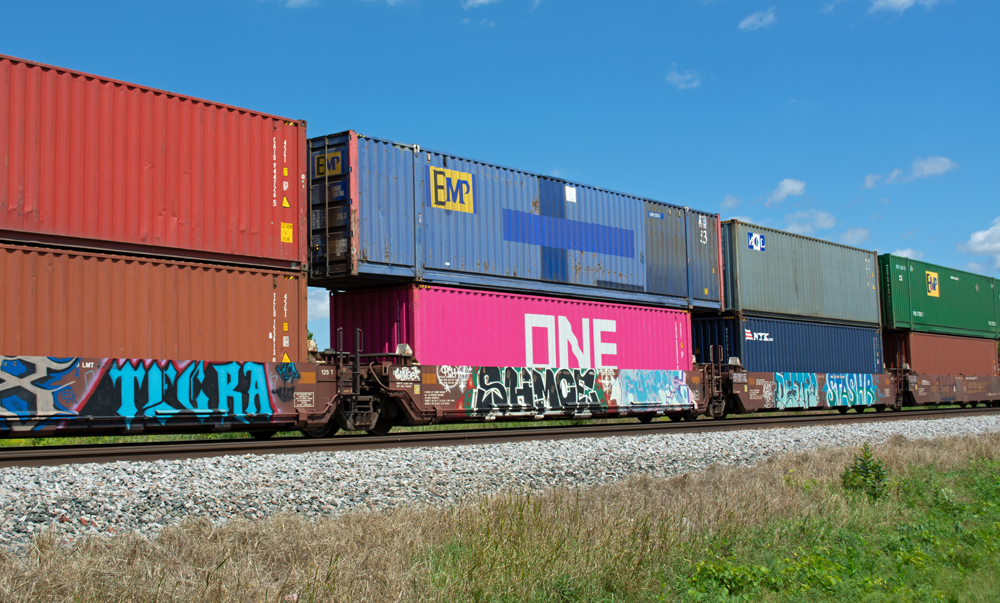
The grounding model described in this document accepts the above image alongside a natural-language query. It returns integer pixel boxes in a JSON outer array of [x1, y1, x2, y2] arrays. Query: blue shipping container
[[692, 315, 883, 374], [308, 131, 723, 309]]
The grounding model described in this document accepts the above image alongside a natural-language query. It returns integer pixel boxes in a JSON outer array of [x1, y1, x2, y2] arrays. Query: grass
[[1, 433, 998, 601]]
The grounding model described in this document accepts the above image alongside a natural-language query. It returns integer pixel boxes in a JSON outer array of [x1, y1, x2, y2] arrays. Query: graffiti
[[761, 381, 775, 409], [457, 366, 696, 416], [0, 357, 79, 431], [467, 367, 605, 414], [275, 363, 300, 383], [612, 370, 692, 410], [824, 374, 879, 408], [393, 367, 421, 382], [774, 373, 819, 410], [0, 356, 320, 433], [436, 365, 472, 393]]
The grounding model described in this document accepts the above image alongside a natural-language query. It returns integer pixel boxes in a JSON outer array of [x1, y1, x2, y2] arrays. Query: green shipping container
[[879, 254, 999, 339]]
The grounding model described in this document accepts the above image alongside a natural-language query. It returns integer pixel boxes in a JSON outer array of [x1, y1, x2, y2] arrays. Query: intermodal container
[[692, 314, 883, 374], [0, 242, 307, 362], [882, 331, 999, 377], [308, 131, 724, 309], [879, 254, 998, 339], [721, 221, 880, 326], [329, 285, 692, 370], [0, 54, 307, 269]]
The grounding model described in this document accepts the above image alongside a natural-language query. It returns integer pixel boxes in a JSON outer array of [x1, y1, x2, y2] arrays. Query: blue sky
[[4, 0, 998, 349]]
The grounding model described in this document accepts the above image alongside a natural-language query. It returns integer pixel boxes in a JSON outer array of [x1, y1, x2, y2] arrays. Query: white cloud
[[869, 0, 940, 14], [839, 227, 871, 246], [308, 287, 330, 319], [721, 194, 742, 209], [463, 0, 499, 7], [785, 209, 835, 235], [964, 262, 988, 274], [728, 215, 756, 224], [739, 7, 777, 31], [862, 174, 883, 189], [911, 156, 959, 179], [766, 178, 806, 206], [666, 66, 701, 90], [462, 17, 496, 26], [883, 168, 904, 184], [531, 0, 542, 8], [880, 198, 890, 203], [893, 247, 924, 260], [957, 217, 1000, 270]]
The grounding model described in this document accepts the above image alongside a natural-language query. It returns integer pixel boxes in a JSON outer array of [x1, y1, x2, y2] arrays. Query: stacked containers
[[693, 221, 883, 373], [330, 285, 692, 370], [309, 131, 725, 370], [307, 131, 724, 310], [0, 54, 309, 362], [879, 254, 999, 376]]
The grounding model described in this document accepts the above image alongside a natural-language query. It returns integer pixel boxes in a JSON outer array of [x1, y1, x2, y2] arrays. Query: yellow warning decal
[[281, 222, 293, 243], [282, 196, 290, 208], [281, 352, 292, 363], [283, 322, 289, 332], [283, 167, 289, 177]]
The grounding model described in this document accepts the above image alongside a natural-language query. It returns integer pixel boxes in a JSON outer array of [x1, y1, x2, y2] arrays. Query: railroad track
[[2, 406, 998, 468]]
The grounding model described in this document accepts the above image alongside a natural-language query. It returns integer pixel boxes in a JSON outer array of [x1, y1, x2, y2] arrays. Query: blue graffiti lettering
[[774, 373, 819, 410], [824, 374, 878, 408], [109, 362, 145, 421], [244, 364, 271, 415]]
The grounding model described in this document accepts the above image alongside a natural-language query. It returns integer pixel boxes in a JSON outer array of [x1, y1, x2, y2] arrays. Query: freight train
[[1, 54, 998, 440]]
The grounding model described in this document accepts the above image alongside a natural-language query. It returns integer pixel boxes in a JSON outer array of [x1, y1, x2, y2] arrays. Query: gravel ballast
[[2, 415, 999, 551]]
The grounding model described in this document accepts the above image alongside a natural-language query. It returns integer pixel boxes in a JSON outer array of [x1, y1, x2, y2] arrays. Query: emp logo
[[428, 166, 475, 214], [926, 271, 940, 297], [747, 232, 766, 251], [314, 151, 344, 178]]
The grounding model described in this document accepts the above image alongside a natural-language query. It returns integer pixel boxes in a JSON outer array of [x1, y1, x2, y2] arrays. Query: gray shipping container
[[721, 221, 880, 326], [307, 131, 723, 309]]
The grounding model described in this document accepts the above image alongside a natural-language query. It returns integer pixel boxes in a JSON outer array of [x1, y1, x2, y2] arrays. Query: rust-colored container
[[0, 54, 307, 269], [883, 330, 999, 377], [0, 242, 307, 362]]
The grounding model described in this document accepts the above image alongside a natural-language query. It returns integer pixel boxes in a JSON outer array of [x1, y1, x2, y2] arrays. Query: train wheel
[[874, 405, 885, 413], [855, 406, 865, 413], [682, 412, 699, 422], [251, 430, 277, 440], [668, 414, 684, 422], [367, 402, 397, 436], [837, 407, 849, 414], [637, 415, 655, 424], [301, 420, 340, 438], [970, 402, 978, 408]]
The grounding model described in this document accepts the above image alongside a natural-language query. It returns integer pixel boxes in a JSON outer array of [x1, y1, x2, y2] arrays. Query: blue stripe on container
[[502, 209, 635, 259]]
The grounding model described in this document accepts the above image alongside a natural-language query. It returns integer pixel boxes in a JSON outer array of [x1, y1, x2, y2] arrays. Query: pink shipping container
[[330, 285, 692, 370], [0, 54, 307, 269]]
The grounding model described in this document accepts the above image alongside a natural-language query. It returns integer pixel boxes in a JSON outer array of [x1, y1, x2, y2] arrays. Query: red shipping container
[[883, 330, 999, 377], [0, 242, 307, 362], [330, 285, 692, 370], [0, 54, 307, 269]]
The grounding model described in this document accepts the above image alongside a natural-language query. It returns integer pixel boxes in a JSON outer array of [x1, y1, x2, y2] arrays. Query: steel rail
[[2, 406, 998, 468]]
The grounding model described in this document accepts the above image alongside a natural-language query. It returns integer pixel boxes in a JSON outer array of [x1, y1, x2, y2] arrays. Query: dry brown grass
[[1, 432, 998, 602]]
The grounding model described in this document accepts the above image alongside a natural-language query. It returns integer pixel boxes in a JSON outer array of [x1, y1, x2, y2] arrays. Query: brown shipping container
[[0, 54, 307, 269], [883, 330, 999, 377], [0, 243, 307, 362]]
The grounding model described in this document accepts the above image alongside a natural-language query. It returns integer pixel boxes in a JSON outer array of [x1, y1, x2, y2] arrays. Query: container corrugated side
[[721, 221, 880, 326], [883, 331, 998, 376], [692, 314, 882, 374], [0, 54, 307, 269], [309, 131, 723, 309], [330, 285, 692, 370], [0, 242, 307, 362], [879, 254, 998, 338]]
